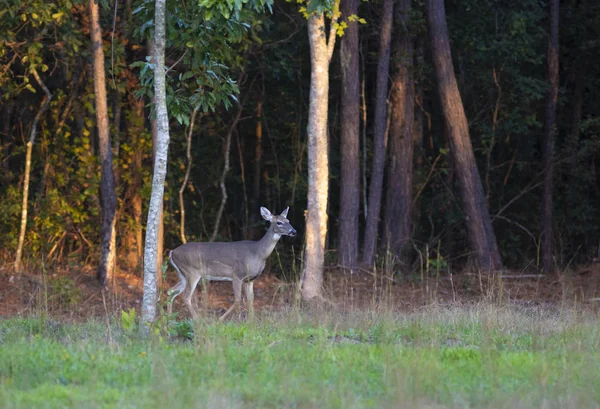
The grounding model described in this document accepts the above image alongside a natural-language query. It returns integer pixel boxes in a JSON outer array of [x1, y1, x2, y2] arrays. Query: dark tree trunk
[[362, 0, 394, 267], [124, 95, 144, 271], [542, 0, 559, 273], [90, 0, 117, 286], [384, 0, 415, 260], [337, 0, 360, 268], [426, 0, 502, 271]]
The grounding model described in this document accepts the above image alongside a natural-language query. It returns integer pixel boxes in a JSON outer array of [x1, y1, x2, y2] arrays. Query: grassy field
[[1, 304, 599, 409]]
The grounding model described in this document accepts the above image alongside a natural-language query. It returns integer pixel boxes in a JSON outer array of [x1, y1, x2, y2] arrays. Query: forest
[[1, 0, 600, 308]]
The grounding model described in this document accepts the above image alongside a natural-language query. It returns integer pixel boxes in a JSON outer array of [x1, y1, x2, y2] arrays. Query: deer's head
[[261, 206, 297, 237]]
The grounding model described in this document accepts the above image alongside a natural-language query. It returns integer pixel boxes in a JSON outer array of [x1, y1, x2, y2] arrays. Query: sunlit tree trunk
[[15, 69, 52, 274], [337, 0, 360, 269], [426, 0, 502, 271], [142, 0, 170, 327], [384, 0, 415, 260], [302, 1, 340, 301], [148, 38, 164, 290], [362, 0, 394, 267], [541, 0, 559, 274], [90, 0, 117, 287]]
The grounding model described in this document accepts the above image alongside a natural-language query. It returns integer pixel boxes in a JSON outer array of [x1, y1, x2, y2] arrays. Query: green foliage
[[120, 308, 138, 333]]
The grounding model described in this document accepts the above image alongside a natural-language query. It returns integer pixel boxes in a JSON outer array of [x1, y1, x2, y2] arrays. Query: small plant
[[120, 308, 137, 333]]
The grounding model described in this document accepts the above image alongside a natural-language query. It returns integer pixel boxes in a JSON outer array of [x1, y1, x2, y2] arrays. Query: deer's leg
[[183, 274, 202, 319], [219, 277, 243, 321], [244, 281, 255, 319], [167, 255, 187, 315]]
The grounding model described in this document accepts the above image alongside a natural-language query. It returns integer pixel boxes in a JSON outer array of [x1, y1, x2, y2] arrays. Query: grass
[[0, 303, 599, 409]]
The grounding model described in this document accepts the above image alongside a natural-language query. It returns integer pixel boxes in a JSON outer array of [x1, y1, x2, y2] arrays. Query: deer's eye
[[276, 221, 283, 226]]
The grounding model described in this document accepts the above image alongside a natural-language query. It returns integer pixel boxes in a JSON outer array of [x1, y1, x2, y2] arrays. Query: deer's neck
[[257, 224, 281, 259]]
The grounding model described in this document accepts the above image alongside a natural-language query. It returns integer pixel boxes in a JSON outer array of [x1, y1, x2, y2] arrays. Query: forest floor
[[1, 260, 600, 319]]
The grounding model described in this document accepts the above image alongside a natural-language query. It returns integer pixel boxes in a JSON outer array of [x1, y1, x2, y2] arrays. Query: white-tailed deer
[[167, 206, 297, 320]]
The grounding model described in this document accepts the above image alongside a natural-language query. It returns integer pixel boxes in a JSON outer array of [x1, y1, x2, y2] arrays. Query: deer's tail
[[168, 250, 186, 298]]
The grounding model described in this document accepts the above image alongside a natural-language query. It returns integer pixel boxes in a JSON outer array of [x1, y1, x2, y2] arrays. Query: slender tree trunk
[[337, 0, 360, 269], [426, 0, 502, 271], [148, 39, 164, 290], [211, 103, 243, 242], [250, 97, 263, 238], [179, 107, 199, 244], [384, 0, 415, 260], [15, 69, 52, 273], [142, 0, 169, 327], [302, 1, 340, 301], [90, 0, 117, 286], [362, 0, 394, 267], [541, 0, 559, 274]]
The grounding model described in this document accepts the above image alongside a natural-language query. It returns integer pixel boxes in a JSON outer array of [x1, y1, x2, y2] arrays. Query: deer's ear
[[280, 206, 289, 218], [260, 207, 272, 221]]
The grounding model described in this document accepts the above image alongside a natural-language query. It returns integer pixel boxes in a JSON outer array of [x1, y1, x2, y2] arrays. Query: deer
[[167, 206, 297, 321]]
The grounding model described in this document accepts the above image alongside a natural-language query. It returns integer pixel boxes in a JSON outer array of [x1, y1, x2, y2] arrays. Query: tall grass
[[1, 303, 599, 409]]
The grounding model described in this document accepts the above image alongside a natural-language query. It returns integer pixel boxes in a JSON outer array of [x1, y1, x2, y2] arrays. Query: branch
[[327, 0, 341, 63], [179, 106, 201, 244], [165, 49, 188, 75], [210, 101, 244, 242]]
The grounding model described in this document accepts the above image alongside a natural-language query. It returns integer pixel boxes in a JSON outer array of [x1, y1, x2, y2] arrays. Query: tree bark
[[302, 1, 339, 301], [15, 69, 52, 274], [148, 38, 164, 290], [362, 0, 394, 267], [251, 98, 263, 226], [90, 0, 118, 287], [384, 0, 415, 260], [541, 0, 559, 274], [426, 0, 502, 271], [337, 0, 360, 269], [142, 0, 170, 327], [124, 94, 144, 270]]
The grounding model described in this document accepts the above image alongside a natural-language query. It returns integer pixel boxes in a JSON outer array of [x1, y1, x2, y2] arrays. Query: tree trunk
[[302, 1, 339, 301], [90, 0, 117, 286], [541, 0, 559, 274], [426, 0, 502, 271], [142, 0, 170, 327], [148, 39, 164, 290], [362, 0, 394, 267], [15, 69, 52, 273], [251, 98, 263, 223], [337, 0, 360, 269], [124, 95, 144, 270], [384, 0, 415, 260]]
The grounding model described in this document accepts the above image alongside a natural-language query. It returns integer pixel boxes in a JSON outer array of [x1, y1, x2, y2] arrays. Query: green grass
[[1, 304, 599, 408]]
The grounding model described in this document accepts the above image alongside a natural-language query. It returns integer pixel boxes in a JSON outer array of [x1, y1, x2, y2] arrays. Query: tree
[[426, 0, 502, 271], [541, 0, 558, 273], [15, 69, 52, 273], [302, 0, 341, 300], [337, 0, 360, 268], [142, 0, 169, 327], [384, 0, 415, 261], [362, 0, 394, 267], [90, 0, 117, 286]]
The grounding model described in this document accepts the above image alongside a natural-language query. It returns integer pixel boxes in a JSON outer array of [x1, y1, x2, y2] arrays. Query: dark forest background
[[1, 0, 599, 285]]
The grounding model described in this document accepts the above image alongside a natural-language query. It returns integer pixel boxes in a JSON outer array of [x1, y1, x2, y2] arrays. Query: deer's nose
[[289, 228, 297, 237]]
